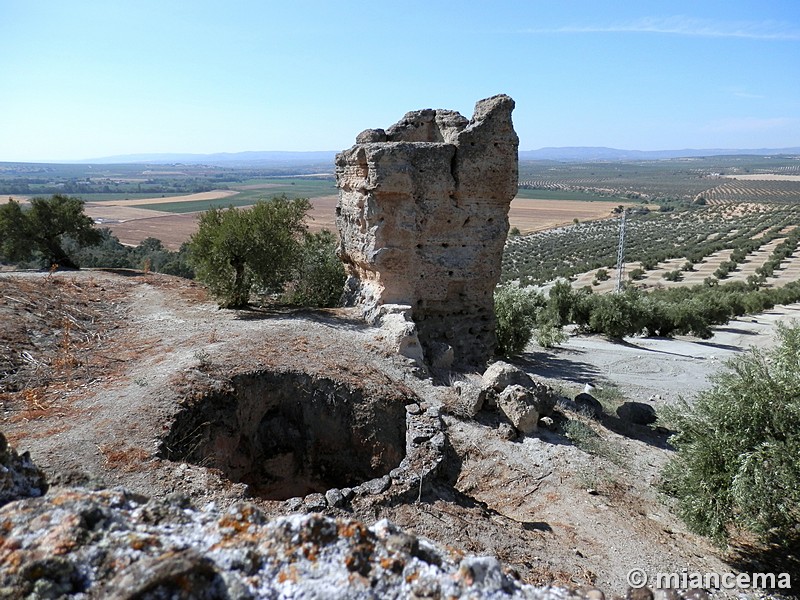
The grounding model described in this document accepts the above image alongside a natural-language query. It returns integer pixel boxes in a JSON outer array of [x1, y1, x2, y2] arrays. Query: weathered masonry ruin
[[335, 94, 519, 367]]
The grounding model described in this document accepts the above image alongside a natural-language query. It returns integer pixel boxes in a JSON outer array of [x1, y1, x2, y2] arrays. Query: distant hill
[[519, 146, 800, 161], [77, 151, 339, 167], [68, 146, 800, 166]]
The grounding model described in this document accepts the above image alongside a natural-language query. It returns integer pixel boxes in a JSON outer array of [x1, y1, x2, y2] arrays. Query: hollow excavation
[[160, 370, 408, 500]]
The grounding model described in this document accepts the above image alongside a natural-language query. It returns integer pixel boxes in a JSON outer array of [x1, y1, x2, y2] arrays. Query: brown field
[[722, 174, 800, 181], [107, 195, 340, 249], [508, 198, 627, 233], [105, 196, 626, 250], [100, 189, 239, 207]]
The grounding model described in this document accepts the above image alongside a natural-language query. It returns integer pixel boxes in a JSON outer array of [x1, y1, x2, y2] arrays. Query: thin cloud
[[523, 16, 800, 41]]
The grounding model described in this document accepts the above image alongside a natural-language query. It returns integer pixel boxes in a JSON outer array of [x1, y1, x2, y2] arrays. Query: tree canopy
[[0, 194, 102, 269], [187, 195, 344, 309]]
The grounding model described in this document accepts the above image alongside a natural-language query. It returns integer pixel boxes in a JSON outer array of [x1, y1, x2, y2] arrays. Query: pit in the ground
[[160, 370, 408, 500]]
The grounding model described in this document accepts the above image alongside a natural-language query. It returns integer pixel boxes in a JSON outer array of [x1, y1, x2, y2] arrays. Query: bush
[[595, 268, 610, 281], [629, 267, 646, 281], [494, 284, 543, 357], [662, 323, 800, 548], [663, 270, 683, 282]]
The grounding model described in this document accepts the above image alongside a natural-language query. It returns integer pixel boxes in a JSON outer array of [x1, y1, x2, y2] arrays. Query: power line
[[615, 210, 627, 293]]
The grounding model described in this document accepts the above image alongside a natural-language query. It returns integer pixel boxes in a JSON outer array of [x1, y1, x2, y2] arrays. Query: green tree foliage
[[494, 284, 543, 357], [662, 323, 800, 549], [64, 229, 194, 277], [283, 230, 346, 308], [187, 196, 314, 308], [0, 195, 101, 268]]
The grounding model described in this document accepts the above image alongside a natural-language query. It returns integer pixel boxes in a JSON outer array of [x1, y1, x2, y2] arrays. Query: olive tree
[[0, 195, 102, 268], [662, 323, 800, 548], [187, 196, 311, 308]]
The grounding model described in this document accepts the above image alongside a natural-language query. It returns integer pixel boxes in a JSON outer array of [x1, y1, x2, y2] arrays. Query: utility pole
[[615, 209, 627, 293]]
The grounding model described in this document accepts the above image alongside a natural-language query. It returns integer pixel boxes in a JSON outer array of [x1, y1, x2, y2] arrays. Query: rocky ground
[[1, 270, 796, 598]]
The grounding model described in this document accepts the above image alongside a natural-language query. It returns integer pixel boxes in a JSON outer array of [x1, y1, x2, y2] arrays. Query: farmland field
[[4, 155, 800, 281], [503, 202, 800, 291]]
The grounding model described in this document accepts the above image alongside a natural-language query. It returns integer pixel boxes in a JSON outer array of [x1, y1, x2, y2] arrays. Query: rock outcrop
[[0, 435, 572, 600], [336, 95, 519, 367], [0, 431, 47, 507]]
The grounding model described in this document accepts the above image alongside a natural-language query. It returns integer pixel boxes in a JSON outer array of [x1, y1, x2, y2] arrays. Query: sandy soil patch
[[508, 199, 626, 234], [0, 195, 30, 204], [107, 214, 202, 249], [100, 189, 238, 207]]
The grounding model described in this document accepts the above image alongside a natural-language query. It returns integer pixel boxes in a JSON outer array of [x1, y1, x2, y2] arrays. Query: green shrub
[[663, 270, 683, 282], [595, 268, 610, 281], [629, 267, 646, 281], [494, 284, 543, 356], [662, 323, 800, 548], [283, 230, 345, 308]]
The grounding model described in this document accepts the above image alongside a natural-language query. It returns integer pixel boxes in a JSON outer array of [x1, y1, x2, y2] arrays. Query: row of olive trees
[[495, 278, 800, 357]]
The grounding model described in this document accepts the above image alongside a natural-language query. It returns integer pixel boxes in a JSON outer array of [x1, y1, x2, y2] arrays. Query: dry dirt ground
[[0, 270, 794, 595]]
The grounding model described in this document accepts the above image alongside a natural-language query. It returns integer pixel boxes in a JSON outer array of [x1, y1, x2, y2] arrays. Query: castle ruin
[[335, 94, 519, 367]]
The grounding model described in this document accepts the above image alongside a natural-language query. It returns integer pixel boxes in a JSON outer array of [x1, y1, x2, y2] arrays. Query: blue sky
[[1, 0, 799, 161]]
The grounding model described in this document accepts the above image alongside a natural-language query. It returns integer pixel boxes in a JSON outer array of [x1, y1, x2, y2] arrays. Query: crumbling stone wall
[[336, 94, 519, 367]]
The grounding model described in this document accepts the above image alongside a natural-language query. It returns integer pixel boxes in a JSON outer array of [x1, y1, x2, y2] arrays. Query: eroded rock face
[[336, 95, 519, 367]]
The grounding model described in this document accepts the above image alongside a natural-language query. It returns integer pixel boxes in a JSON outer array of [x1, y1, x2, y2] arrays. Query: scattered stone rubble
[[336, 94, 519, 368], [0, 435, 586, 599]]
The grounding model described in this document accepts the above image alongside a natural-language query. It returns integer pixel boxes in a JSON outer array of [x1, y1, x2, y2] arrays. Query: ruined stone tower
[[335, 94, 519, 367]]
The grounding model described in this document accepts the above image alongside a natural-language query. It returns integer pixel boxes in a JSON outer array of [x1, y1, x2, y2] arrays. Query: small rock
[[586, 589, 605, 600], [285, 497, 304, 512], [496, 385, 540, 434], [452, 379, 484, 417], [497, 422, 517, 440], [361, 475, 391, 495], [405, 403, 422, 415], [303, 493, 327, 512], [539, 416, 555, 429], [0, 432, 48, 507], [627, 586, 654, 600], [481, 361, 535, 393], [325, 488, 345, 508]]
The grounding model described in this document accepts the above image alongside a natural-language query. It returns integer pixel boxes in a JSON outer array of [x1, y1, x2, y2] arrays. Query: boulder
[[616, 401, 657, 425], [574, 393, 604, 419], [496, 385, 540, 434], [481, 361, 535, 393]]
